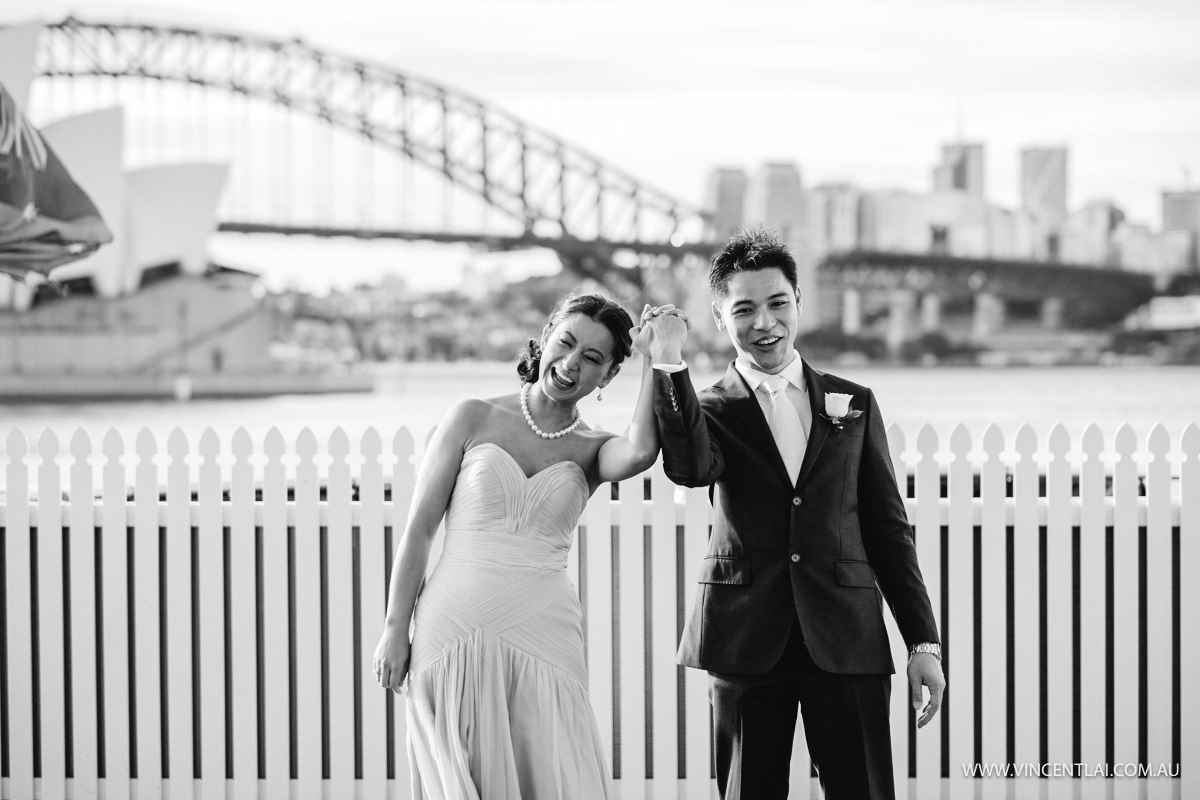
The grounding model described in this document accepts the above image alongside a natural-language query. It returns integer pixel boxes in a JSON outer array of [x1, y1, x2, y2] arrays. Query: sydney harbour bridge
[[28, 17, 714, 294], [24, 17, 1177, 331]]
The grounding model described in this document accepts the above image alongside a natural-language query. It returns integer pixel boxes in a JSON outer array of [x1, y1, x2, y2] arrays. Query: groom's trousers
[[708, 617, 896, 800]]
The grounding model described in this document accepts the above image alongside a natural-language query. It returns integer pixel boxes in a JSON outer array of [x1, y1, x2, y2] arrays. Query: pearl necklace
[[521, 383, 583, 440]]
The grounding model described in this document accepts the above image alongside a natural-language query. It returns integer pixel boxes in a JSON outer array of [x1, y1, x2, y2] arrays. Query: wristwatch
[[909, 642, 942, 661]]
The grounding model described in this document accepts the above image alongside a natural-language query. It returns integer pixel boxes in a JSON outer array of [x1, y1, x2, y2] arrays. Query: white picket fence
[[1, 423, 1197, 800]]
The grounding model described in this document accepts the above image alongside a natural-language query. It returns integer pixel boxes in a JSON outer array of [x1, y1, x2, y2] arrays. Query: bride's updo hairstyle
[[517, 292, 634, 384]]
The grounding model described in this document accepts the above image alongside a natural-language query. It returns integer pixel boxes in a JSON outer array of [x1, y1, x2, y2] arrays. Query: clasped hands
[[632, 303, 689, 363]]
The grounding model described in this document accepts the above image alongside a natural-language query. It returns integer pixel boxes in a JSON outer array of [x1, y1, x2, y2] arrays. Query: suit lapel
[[795, 361, 830, 490], [718, 364, 793, 487]]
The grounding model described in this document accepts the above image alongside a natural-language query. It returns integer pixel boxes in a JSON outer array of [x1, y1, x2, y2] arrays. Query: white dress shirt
[[735, 351, 811, 482], [734, 350, 812, 444]]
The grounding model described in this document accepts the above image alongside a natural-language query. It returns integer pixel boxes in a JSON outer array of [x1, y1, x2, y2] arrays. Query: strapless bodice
[[440, 442, 588, 570]]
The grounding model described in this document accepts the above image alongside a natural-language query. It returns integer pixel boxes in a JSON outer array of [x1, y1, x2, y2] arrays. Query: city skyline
[[3, 0, 1196, 292], [3, 0, 1196, 220]]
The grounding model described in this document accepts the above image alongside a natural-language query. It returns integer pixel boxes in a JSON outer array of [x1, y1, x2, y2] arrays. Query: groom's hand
[[633, 304, 688, 364], [908, 653, 946, 728]]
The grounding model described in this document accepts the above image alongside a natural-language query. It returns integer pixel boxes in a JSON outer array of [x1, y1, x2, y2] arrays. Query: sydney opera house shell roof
[[0, 20, 229, 309]]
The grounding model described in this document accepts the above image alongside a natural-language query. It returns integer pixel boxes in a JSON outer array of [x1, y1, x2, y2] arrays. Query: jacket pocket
[[698, 556, 752, 585], [835, 559, 878, 589]]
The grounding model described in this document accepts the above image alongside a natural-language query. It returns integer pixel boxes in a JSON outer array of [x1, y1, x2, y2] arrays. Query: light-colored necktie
[[761, 374, 806, 485]]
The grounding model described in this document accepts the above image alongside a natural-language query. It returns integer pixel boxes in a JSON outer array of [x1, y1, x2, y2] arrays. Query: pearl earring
[[597, 388, 604, 402]]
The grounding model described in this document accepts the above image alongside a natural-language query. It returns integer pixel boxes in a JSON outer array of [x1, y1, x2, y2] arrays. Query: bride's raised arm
[[595, 304, 687, 483]]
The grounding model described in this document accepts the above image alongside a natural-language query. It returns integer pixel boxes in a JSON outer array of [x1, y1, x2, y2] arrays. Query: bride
[[373, 292, 685, 798]]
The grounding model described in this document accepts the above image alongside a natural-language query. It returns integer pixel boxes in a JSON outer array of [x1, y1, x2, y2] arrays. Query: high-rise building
[[1162, 190, 1200, 233], [1112, 224, 1194, 275], [742, 162, 818, 330], [703, 167, 747, 241], [1020, 146, 1068, 225], [808, 183, 862, 252], [931, 142, 985, 198], [1162, 189, 1200, 270], [744, 162, 805, 237], [859, 190, 929, 253], [1059, 200, 1124, 266]]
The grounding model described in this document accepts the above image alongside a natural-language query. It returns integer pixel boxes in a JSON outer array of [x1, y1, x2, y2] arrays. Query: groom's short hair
[[708, 226, 799, 298]]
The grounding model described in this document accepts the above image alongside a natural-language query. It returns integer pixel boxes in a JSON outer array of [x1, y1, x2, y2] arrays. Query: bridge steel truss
[[33, 17, 709, 261]]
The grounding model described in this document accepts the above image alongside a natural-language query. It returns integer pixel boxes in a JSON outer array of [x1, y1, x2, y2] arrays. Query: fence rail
[[2, 422, 1197, 800]]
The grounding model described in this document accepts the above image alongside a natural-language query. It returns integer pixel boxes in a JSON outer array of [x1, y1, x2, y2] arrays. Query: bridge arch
[[33, 17, 705, 250]]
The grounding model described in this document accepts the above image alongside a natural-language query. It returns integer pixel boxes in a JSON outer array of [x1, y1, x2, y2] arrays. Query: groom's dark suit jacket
[[655, 360, 939, 676]]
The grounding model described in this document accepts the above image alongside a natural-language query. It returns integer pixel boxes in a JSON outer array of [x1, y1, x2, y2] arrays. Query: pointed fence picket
[[260, 428, 290, 800], [327, 429, 356, 800], [913, 424, 943, 800], [165, 429, 194, 800], [617, 471, 646, 800], [389, 429, 417, 794], [358, 429, 388, 800], [5, 430, 34, 800], [67, 429, 99, 800], [1045, 424, 1074, 800], [648, 467, 678, 795], [680, 480, 713, 799], [100, 429, 131, 800], [584, 477, 616, 781], [979, 426, 1007, 800], [37, 431, 67, 800], [293, 429, 322, 800], [885, 424, 911, 800], [0, 423, 1195, 800], [133, 429, 163, 798], [197, 429, 229, 800], [1144, 426, 1173, 800], [945, 425, 975, 799], [1181, 425, 1200, 800], [1112, 427, 1139, 800], [226, 428, 255, 800], [1012, 425, 1040, 799], [1079, 426, 1107, 800]]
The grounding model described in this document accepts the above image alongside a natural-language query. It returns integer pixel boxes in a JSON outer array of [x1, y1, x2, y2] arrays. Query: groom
[[643, 227, 945, 800]]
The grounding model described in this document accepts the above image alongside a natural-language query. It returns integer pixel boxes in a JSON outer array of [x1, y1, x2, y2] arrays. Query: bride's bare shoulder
[[573, 427, 618, 459], [447, 394, 516, 418], [575, 425, 616, 443], [478, 393, 524, 425], [436, 394, 520, 439]]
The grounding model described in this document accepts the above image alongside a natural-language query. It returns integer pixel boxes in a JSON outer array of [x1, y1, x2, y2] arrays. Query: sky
[[3, 0, 1199, 291]]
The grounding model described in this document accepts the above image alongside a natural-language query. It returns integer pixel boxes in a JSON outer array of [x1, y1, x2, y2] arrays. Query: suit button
[[792, 496, 802, 506], [790, 554, 801, 563]]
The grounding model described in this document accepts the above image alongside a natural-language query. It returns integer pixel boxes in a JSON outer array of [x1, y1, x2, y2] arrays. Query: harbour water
[[3, 362, 1198, 451]]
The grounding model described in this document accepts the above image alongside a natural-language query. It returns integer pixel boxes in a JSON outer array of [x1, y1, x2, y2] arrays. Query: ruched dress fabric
[[406, 442, 614, 799]]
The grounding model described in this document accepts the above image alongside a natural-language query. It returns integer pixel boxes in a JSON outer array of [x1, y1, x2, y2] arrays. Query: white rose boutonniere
[[821, 392, 863, 431]]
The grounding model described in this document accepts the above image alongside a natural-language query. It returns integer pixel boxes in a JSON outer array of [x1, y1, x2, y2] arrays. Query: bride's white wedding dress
[[406, 442, 613, 799]]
